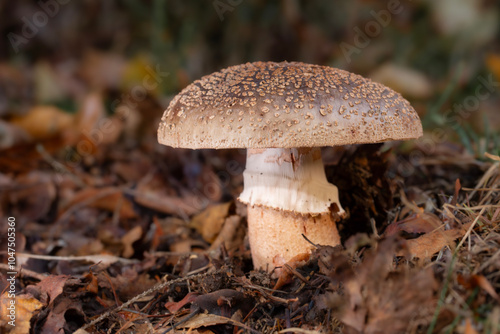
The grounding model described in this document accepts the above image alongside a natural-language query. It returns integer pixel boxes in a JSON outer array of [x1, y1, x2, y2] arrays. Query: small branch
[[79, 268, 222, 331]]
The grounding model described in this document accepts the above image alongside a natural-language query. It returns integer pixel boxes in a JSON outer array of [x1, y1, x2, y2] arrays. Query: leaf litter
[[1, 60, 499, 334]]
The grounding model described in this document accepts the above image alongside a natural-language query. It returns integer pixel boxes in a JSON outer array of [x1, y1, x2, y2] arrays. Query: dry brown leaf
[[35, 275, 73, 304], [190, 202, 232, 243], [81, 271, 99, 295], [458, 274, 500, 302], [487, 54, 500, 84], [385, 212, 443, 236], [38, 297, 86, 334], [337, 237, 438, 333], [273, 252, 311, 290], [465, 318, 479, 334], [208, 215, 242, 252], [0, 292, 43, 334], [121, 225, 142, 258], [75, 92, 105, 136], [398, 224, 470, 260], [8, 171, 57, 223], [150, 216, 164, 251], [61, 187, 136, 219], [278, 329, 321, 334], [71, 93, 124, 151], [10, 105, 74, 140], [175, 313, 252, 332], [165, 292, 198, 313], [134, 190, 199, 217]]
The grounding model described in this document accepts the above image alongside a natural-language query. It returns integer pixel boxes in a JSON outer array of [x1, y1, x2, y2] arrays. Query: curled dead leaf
[[273, 252, 311, 290]]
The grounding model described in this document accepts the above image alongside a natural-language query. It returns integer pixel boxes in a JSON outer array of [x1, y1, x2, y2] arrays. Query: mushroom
[[158, 61, 422, 272]]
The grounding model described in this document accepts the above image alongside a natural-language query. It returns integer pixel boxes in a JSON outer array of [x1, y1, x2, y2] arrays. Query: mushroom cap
[[158, 61, 423, 149]]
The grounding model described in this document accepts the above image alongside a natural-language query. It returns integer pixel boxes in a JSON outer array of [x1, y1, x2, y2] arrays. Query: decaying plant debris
[[1, 124, 499, 333], [1, 2, 500, 333]]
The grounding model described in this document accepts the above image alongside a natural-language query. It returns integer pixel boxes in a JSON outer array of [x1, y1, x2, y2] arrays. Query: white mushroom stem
[[239, 147, 345, 272]]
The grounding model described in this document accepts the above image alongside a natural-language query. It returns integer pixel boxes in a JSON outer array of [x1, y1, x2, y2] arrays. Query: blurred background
[[1, 0, 500, 153]]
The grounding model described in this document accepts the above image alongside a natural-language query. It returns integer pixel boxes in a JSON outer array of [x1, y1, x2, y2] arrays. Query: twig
[[36, 143, 85, 187], [79, 268, 222, 331], [469, 162, 499, 199], [278, 329, 321, 334], [54, 187, 125, 226], [15, 253, 138, 265], [0, 263, 47, 281], [283, 264, 309, 285]]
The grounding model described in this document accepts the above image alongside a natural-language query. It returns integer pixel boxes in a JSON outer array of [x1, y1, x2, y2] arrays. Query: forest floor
[[1, 98, 499, 333]]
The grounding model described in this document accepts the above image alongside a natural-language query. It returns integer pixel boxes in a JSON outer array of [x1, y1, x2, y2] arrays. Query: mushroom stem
[[239, 147, 344, 271]]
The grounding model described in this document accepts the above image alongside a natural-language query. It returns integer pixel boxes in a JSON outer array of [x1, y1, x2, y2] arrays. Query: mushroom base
[[247, 205, 341, 272]]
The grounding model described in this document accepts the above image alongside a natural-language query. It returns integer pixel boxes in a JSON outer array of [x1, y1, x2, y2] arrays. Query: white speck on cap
[[157, 61, 423, 149]]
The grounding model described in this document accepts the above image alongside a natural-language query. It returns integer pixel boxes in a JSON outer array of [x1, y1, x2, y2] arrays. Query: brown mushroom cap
[[158, 61, 422, 149]]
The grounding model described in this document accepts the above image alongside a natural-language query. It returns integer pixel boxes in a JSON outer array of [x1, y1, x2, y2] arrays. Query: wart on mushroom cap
[[158, 61, 423, 272], [158, 61, 421, 149]]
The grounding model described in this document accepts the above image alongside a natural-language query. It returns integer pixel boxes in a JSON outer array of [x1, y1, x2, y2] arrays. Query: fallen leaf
[[208, 215, 242, 252], [278, 329, 321, 334], [175, 313, 252, 332], [385, 212, 443, 236], [0, 293, 43, 334], [7, 171, 57, 224], [74, 92, 105, 137], [121, 225, 142, 258], [336, 237, 438, 333], [465, 318, 479, 334], [81, 271, 99, 295], [458, 274, 500, 302], [273, 252, 311, 290], [37, 297, 86, 334], [190, 202, 232, 243], [134, 190, 199, 217], [10, 105, 74, 140], [398, 223, 471, 260], [60, 187, 136, 219], [35, 275, 72, 304], [165, 292, 199, 313], [97, 267, 155, 301]]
